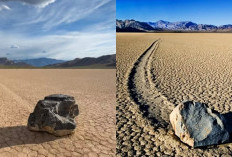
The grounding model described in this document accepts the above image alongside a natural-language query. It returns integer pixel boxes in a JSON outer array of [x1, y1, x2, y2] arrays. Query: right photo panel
[[117, 0, 232, 156]]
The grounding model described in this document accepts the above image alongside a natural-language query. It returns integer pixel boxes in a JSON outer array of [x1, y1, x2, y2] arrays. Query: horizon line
[[116, 19, 232, 26], [0, 53, 116, 61]]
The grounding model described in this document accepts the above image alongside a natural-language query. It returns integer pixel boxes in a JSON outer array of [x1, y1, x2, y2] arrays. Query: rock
[[170, 101, 229, 147], [27, 94, 79, 136]]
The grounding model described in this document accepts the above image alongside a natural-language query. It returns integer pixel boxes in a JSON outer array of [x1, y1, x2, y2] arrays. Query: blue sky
[[0, 0, 115, 60], [117, 0, 232, 25]]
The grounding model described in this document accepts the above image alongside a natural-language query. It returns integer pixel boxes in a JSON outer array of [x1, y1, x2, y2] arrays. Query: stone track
[[127, 40, 174, 128], [117, 40, 178, 156]]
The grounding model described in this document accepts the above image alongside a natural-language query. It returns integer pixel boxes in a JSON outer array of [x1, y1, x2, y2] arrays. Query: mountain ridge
[[116, 19, 162, 32], [117, 19, 232, 32], [46, 54, 116, 68], [0, 54, 116, 69], [15, 58, 66, 67], [0, 57, 32, 67]]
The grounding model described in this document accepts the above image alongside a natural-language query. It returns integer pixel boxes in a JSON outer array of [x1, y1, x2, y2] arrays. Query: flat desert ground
[[0, 69, 115, 157], [117, 33, 232, 156]]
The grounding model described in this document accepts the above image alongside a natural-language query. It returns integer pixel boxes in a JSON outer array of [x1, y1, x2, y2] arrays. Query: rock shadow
[[0, 125, 61, 149]]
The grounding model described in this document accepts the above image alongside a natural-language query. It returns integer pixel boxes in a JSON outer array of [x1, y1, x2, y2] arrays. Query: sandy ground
[[117, 33, 232, 156], [0, 69, 115, 157]]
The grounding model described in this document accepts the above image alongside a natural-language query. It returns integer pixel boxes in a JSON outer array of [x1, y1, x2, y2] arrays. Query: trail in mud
[[117, 39, 183, 156], [127, 40, 174, 128]]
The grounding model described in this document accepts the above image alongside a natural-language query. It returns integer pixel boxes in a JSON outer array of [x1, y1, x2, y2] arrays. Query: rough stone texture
[[28, 94, 79, 136], [170, 101, 230, 147]]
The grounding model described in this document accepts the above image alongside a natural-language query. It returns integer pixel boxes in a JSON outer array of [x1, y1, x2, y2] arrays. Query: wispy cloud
[[0, 4, 10, 11], [0, 0, 55, 8], [10, 44, 19, 49], [21, 0, 112, 30], [0, 0, 115, 60], [0, 31, 115, 60]]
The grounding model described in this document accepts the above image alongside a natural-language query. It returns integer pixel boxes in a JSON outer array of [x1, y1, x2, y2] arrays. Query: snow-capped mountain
[[117, 19, 232, 32], [116, 19, 157, 32]]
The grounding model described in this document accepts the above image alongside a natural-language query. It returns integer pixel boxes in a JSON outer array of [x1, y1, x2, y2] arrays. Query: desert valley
[[117, 33, 232, 156], [0, 69, 116, 156]]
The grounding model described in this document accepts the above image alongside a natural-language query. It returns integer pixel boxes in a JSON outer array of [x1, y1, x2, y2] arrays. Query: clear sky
[[0, 0, 115, 60], [117, 0, 232, 26]]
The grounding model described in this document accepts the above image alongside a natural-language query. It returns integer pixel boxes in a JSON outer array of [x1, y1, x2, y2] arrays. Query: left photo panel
[[0, 0, 116, 156]]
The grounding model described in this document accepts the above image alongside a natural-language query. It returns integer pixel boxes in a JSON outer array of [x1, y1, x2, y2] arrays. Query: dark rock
[[170, 101, 229, 147], [27, 94, 79, 136]]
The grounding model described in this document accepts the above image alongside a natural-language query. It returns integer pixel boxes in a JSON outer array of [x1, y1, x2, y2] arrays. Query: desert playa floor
[[0, 69, 115, 157], [117, 33, 232, 156]]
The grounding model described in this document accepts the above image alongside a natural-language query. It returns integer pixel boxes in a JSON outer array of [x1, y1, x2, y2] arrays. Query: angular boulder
[[170, 101, 229, 147], [28, 94, 79, 136]]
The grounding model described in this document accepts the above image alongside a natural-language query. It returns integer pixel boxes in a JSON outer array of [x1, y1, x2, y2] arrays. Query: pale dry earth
[[117, 33, 232, 156], [0, 69, 116, 157]]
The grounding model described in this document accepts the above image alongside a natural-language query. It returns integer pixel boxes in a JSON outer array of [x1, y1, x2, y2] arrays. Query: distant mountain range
[[116, 19, 232, 32], [0, 58, 31, 67], [15, 58, 66, 67], [116, 19, 155, 32], [46, 54, 116, 68], [0, 54, 116, 69]]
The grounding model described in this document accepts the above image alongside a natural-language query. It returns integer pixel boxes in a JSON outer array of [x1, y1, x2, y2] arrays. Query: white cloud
[[0, 4, 10, 11], [0, 0, 55, 8], [2, 0, 113, 31], [22, 0, 111, 30], [10, 44, 19, 48], [0, 0, 115, 59], [0, 31, 115, 60]]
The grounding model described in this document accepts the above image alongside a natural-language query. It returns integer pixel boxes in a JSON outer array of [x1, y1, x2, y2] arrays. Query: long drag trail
[[117, 39, 177, 156], [127, 40, 174, 128]]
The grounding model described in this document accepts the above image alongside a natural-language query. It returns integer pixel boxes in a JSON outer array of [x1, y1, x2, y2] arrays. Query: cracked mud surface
[[117, 33, 232, 156], [0, 69, 115, 157]]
